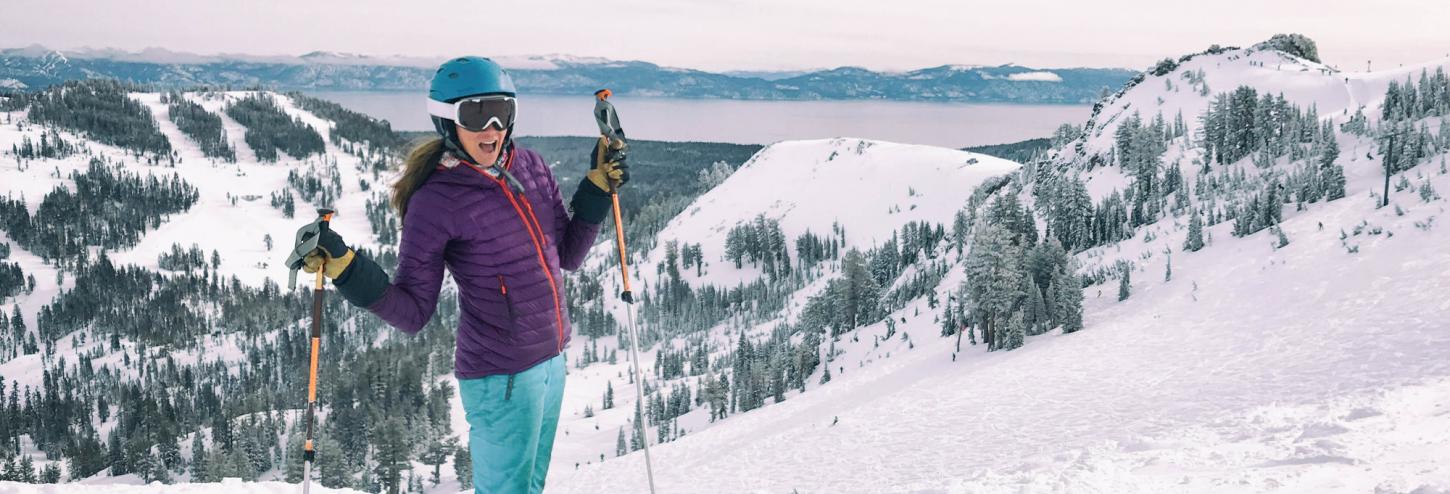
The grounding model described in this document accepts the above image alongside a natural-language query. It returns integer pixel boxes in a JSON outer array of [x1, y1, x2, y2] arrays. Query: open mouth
[[479, 139, 499, 154]]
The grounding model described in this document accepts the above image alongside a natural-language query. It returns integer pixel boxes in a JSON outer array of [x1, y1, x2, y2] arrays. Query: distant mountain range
[[0, 45, 1135, 103]]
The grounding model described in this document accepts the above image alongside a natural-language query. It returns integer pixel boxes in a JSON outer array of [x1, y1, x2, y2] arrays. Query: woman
[[300, 56, 627, 493]]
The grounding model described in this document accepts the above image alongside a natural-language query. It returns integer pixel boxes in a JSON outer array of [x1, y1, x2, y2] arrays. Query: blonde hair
[[391, 137, 446, 219]]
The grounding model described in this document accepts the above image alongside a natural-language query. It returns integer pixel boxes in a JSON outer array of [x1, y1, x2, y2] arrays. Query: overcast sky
[[2, 0, 1447, 72]]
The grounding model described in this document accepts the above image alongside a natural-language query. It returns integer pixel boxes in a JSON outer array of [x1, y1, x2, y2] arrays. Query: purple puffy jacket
[[343, 145, 603, 378]]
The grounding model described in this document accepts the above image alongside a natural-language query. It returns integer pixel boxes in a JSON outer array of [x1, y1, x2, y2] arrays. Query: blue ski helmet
[[428, 56, 517, 154]]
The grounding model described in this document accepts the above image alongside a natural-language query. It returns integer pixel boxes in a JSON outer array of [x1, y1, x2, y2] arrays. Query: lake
[[303, 91, 1090, 148]]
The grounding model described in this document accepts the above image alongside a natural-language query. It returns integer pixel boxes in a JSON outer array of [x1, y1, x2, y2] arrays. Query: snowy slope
[[4, 40, 1449, 493], [0, 91, 389, 391], [0, 478, 365, 493], [547, 44, 1450, 493], [551, 134, 1450, 494], [544, 138, 1020, 474], [102, 91, 380, 287], [1062, 44, 1450, 199], [635, 138, 1016, 288]]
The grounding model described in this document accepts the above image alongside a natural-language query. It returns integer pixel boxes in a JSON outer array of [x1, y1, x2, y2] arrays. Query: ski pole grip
[[317, 208, 336, 230]]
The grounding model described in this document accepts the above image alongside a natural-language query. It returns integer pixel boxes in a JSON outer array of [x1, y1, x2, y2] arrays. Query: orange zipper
[[463, 155, 566, 353]]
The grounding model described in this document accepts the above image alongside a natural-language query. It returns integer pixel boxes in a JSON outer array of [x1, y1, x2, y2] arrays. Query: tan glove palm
[[589, 137, 630, 193], [302, 249, 355, 280], [587, 162, 627, 193]]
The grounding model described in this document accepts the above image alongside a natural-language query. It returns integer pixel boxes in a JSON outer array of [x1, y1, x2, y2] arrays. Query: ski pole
[[609, 185, 658, 494], [302, 208, 333, 494]]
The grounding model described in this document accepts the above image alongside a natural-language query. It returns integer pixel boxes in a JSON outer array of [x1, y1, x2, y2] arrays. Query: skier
[[296, 56, 628, 494]]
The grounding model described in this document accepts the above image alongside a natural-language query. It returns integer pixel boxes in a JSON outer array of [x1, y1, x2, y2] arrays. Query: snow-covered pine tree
[[1118, 267, 1132, 301], [1185, 209, 1205, 252], [453, 445, 472, 489], [1051, 268, 1084, 333], [963, 222, 1024, 350], [1027, 280, 1048, 335], [1004, 309, 1026, 350]]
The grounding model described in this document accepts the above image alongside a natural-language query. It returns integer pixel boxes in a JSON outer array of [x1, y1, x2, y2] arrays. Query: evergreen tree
[[16, 455, 36, 483], [1184, 210, 1205, 252], [1026, 281, 1048, 335], [1003, 309, 1026, 350], [453, 445, 472, 490], [39, 462, 60, 483], [370, 417, 411, 494], [962, 222, 1024, 350], [1323, 164, 1347, 201], [1118, 266, 1132, 301], [418, 435, 456, 486], [283, 432, 306, 483], [316, 434, 349, 489], [189, 436, 208, 482], [1051, 268, 1084, 333]]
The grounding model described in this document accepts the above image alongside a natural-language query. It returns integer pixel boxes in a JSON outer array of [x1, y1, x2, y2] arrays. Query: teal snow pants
[[458, 352, 566, 494]]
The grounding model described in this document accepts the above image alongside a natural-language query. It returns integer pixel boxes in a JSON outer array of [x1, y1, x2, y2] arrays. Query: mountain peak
[[1253, 33, 1320, 63]]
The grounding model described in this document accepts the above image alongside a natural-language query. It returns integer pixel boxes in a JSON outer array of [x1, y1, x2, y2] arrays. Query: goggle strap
[[426, 98, 457, 120]]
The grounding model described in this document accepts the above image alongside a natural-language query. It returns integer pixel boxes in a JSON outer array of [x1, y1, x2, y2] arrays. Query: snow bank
[[0, 478, 367, 494]]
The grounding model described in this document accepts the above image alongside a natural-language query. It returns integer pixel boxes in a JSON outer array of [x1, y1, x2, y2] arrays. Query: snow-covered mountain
[[634, 138, 1017, 288], [2, 32, 1449, 494], [546, 35, 1450, 493], [0, 45, 1134, 103]]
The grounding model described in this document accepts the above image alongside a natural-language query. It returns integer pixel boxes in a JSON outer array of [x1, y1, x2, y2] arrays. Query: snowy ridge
[[0, 89, 396, 385], [2, 39, 1449, 493], [1063, 44, 1450, 169], [548, 42, 1450, 492], [553, 155, 1450, 491], [0, 90, 404, 488], [546, 138, 1020, 477], [0, 478, 366, 493], [620, 137, 1017, 289]]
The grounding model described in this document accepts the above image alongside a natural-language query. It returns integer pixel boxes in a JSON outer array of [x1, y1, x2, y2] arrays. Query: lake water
[[303, 91, 1091, 148]]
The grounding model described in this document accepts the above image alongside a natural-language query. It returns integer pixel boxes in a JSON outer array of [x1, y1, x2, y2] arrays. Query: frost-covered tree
[[453, 445, 472, 490], [1184, 210, 1205, 252], [1051, 268, 1084, 333], [963, 222, 1024, 350], [1003, 309, 1026, 350], [1118, 266, 1132, 301]]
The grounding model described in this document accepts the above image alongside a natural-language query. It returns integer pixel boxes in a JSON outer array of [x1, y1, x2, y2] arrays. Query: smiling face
[[455, 123, 506, 166]]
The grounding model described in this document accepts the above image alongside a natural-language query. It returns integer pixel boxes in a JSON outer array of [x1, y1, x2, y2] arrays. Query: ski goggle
[[427, 95, 517, 132]]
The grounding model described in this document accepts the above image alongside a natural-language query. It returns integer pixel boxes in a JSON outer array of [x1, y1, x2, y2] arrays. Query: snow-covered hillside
[[548, 39, 1450, 493], [552, 164, 1450, 491], [0, 478, 366, 493], [545, 138, 1019, 473], [624, 138, 1017, 288], [3, 34, 1449, 494], [0, 90, 383, 386]]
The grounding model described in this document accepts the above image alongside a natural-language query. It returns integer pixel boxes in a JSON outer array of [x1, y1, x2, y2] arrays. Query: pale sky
[[2, 0, 1447, 72]]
